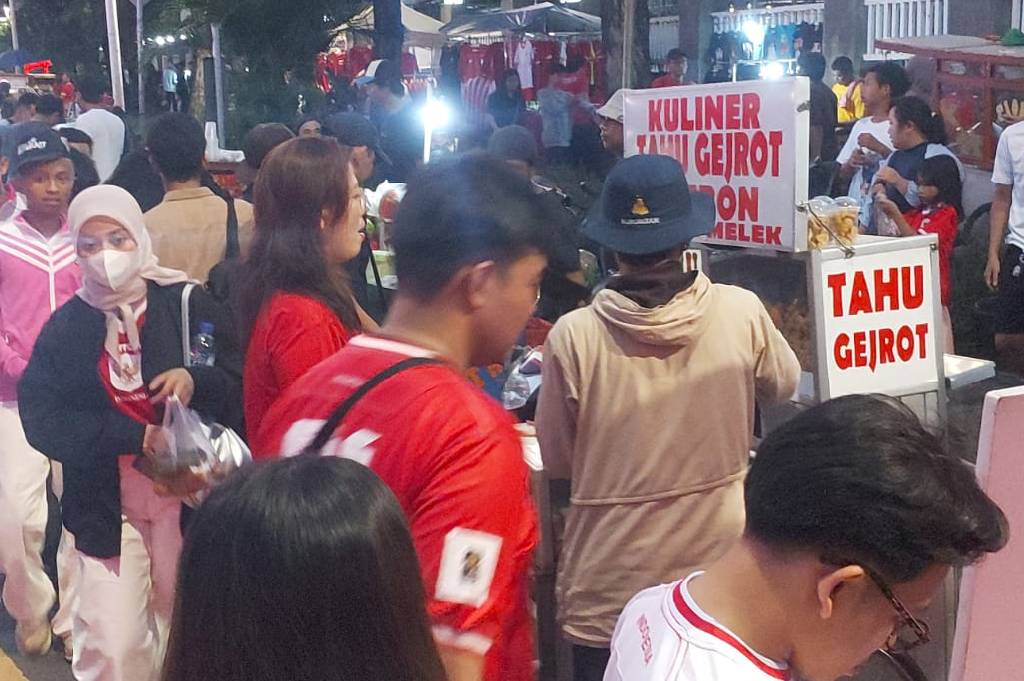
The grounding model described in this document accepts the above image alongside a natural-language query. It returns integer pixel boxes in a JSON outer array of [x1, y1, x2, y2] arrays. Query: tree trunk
[[373, 0, 405, 62], [602, 0, 650, 91]]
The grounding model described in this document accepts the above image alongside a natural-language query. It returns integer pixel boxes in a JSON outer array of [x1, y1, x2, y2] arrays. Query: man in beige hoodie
[[536, 154, 801, 681]]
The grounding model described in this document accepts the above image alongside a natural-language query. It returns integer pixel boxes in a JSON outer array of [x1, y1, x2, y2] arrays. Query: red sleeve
[[918, 206, 959, 253], [408, 407, 537, 665]]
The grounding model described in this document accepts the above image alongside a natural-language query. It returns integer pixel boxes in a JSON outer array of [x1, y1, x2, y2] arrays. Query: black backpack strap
[[201, 171, 240, 258], [303, 356, 441, 455]]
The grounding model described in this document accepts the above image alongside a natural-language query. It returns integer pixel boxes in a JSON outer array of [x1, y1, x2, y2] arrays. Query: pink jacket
[[0, 211, 81, 402]]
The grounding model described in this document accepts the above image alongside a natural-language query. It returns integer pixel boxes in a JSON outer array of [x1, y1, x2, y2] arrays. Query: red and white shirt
[[97, 305, 157, 427], [605, 573, 792, 681], [255, 335, 538, 681]]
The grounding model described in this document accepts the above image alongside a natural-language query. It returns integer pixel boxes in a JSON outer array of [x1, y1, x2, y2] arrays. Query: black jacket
[[18, 281, 243, 559]]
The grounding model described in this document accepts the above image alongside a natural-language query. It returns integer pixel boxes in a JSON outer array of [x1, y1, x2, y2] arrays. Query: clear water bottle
[[190, 322, 216, 367]]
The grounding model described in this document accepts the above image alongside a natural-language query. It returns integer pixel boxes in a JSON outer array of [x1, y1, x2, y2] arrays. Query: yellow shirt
[[833, 82, 865, 123], [145, 187, 255, 282]]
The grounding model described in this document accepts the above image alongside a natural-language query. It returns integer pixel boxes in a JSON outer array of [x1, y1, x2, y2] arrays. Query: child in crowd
[[875, 154, 962, 352]]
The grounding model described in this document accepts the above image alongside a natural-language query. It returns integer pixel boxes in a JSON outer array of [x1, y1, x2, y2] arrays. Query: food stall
[[623, 80, 949, 423]]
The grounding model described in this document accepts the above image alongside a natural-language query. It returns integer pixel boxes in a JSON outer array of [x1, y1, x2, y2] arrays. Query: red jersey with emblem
[[98, 306, 157, 427], [255, 335, 539, 681], [903, 204, 957, 306]]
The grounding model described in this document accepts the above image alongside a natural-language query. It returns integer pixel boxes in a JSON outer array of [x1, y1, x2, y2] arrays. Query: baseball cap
[[487, 125, 539, 167], [583, 154, 715, 255], [5, 122, 70, 177], [324, 112, 393, 167], [596, 89, 625, 123], [355, 59, 402, 87]]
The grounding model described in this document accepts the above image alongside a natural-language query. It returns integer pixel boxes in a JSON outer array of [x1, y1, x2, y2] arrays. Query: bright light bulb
[[421, 99, 451, 128], [154, 36, 166, 46], [743, 20, 765, 45], [761, 61, 785, 80], [166, 35, 176, 44]]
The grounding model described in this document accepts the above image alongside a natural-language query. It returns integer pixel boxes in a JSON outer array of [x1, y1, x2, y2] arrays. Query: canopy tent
[[332, 4, 446, 49], [441, 2, 600, 39]]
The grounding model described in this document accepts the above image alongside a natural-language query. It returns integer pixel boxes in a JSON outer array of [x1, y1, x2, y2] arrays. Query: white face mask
[[83, 249, 140, 292]]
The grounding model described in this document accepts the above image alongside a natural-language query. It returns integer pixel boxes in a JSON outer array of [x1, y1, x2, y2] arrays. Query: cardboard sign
[[623, 78, 810, 251], [819, 245, 940, 397]]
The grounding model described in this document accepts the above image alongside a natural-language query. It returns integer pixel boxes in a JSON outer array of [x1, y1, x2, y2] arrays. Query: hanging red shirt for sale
[[255, 335, 539, 681]]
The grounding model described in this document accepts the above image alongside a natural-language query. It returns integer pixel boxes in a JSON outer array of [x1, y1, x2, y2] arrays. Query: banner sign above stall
[[817, 240, 941, 398], [623, 78, 810, 251]]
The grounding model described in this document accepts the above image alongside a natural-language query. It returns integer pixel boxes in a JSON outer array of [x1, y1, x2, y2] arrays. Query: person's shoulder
[[263, 291, 338, 323], [1004, 120, 1024, 139]]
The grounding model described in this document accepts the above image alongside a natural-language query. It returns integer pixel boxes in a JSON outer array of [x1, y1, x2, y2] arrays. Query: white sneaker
[[15, 619, 52, 656]]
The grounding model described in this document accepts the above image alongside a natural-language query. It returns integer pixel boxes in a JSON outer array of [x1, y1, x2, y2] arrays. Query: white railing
[[650, 16, 680, 64], [865, 0, 948, 60], [1015, 0, 1024, 31], [711, 3, 824, 34]]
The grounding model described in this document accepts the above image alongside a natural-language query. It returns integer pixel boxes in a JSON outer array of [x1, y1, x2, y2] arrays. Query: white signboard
[[623, 78, 810, 251], [819, 244, 940, 398]]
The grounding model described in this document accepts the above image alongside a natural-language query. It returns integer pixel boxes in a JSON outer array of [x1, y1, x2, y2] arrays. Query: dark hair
[[866, 62, 911, 101], [146, 113, 205, 182], [745, 395, 1008, 583], [237, 136, 361, 346], [68, 148, 99, 199], [487, 124, 538, 166], [106, 149, 165, 212], [665, 48, 688, 62], [392, 153, 560, 300], [831, 56, 855, 78], [1, 96, 14, 121], [917, 154, 964, 218], [891, 95, 947, 145], [798, 52, 827, 81], [35, 94, 62, 119], [293, 114, 323, 136], [162, 456, 447, 681], [243, 122, 294, 170], [616, 247, 683, 269], [76, 75, 107, 104], [59, 127, 93, 148], [16, 91, 39, 110]]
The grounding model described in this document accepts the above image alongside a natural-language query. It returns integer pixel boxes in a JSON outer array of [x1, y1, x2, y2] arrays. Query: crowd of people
[[0, 49, 1016, 681]]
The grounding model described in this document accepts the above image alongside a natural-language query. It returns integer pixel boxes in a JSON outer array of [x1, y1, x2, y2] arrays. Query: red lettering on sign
[[718, 186, 736, 220], [742, 93, 761, 128], [835, 333, 852, 369], [648, 100, 664, 132], [832, 324, 931, 372], [878, 327, 896, 364], [769, 131, 784, 176], [827, 273, 847, 318], [725, 93, 741, 129], [874, 268, 899, 312], [915, 323, 929, 359], [738, 186, 758, 222], [849, 271, 872, 316], [695, 135, 709, 175], [902, 265, 924, 309]]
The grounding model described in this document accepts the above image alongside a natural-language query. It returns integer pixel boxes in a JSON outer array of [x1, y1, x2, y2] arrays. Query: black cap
[[324, 112, 392, 166], [242, 122, 294, 171], [487, 125, 538, 167], [358, 59, 402, 87], [583, 155, 715, 255], [5, 122, 70, 177]]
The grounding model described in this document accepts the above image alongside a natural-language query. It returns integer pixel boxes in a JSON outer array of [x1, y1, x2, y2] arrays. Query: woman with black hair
[[162, 455, 447, 681], [872, 96, 963, 219], [487, 69, 526, 130], [875, 154, 963, 350], [237, 136, 374, 434]]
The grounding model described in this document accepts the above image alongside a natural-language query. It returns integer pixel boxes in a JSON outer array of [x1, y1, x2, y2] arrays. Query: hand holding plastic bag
[[147, 395, 251, 507]]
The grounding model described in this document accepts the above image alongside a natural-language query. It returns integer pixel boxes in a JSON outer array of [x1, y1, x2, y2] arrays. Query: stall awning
[[333, 4, 446, 49], [441, 2, 600, 39]]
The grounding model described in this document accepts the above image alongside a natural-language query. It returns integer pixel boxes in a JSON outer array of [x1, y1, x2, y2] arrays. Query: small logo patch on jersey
[[436, 528, 503, 607]]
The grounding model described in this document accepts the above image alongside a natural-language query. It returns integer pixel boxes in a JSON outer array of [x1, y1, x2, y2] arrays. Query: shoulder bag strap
[[303, 356, 441, 455], [180, 283, 196, 367]]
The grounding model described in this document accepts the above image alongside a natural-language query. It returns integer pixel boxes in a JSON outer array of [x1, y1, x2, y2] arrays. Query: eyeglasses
[[863, 567, 931, 653]]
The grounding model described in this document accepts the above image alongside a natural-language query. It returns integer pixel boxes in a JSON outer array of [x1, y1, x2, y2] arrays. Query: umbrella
[[442, 2, 600, 38], [0, 49, 37, 72]]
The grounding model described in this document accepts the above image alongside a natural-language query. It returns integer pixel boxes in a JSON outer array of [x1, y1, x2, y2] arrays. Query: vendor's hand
[[149, 368, 194, 407], [847, 148, 867, 168], [142, 424, 166, 458], [153, 467, 209, 498], [875, 195, 899, 217], [875, 166, 902, 185], [985, 253, 1002, 291]]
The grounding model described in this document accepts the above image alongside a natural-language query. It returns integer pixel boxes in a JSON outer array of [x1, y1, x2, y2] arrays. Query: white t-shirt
[[836, 116, 893, 200], [74, 108, 125, 182], [992, 120, 1024, 251], [604, 574, 792, 681]]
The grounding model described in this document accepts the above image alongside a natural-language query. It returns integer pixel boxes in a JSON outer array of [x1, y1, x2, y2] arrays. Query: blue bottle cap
[[199, 322, 215, 335]]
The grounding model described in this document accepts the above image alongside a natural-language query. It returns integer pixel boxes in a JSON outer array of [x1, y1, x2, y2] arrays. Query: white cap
[[596, 89, 625, 123]]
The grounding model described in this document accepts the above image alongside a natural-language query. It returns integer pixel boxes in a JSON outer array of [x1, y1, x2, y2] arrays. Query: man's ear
[[816, 564, 866, 620], [449, 260, 499, 313]]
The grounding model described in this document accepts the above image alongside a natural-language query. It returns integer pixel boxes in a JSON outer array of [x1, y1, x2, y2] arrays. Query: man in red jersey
[[255, 153, 562, 681]]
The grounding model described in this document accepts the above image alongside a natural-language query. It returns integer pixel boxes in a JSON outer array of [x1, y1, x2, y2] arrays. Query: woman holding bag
[[18, 184, 243, 681]]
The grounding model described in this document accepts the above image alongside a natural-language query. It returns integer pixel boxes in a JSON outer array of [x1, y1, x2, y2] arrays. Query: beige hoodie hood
[[591, 271, 714, 347]]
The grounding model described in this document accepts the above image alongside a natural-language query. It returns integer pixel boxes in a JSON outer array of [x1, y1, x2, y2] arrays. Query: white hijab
[[68, 185, 192, 373]]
